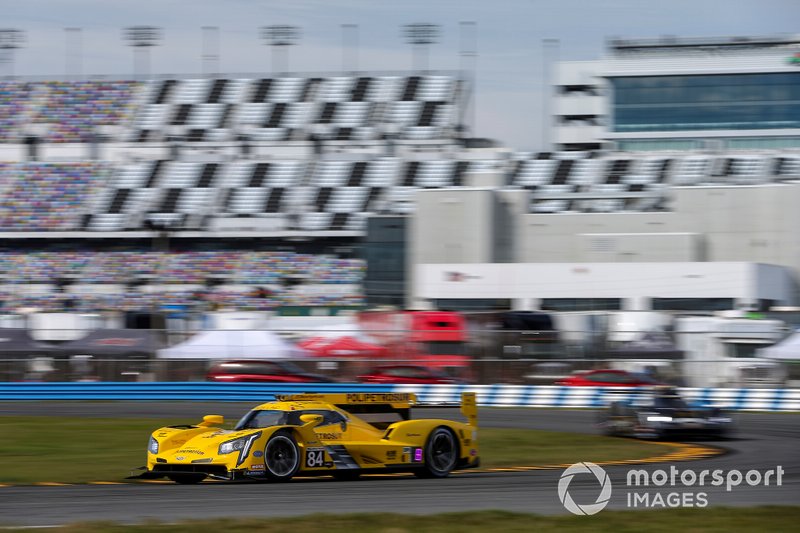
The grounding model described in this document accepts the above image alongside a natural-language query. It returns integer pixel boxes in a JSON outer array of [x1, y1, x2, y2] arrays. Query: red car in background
[[555, 369, 662, 387], [357, 364, 469, 385], [206, 360, 334, 383]]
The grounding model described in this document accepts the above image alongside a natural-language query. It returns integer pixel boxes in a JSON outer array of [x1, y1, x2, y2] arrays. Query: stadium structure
[[411, 34, 800, 312], [0, 33, 798, 327]]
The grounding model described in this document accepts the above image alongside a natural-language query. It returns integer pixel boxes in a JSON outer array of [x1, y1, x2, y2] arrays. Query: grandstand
[[0, 72, 478, 314], [0, 39, 798, 315]]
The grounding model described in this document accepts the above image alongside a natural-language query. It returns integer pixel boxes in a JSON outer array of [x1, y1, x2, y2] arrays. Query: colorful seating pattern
[[0, 162, 107, 230], [0, 251, 365, 311], [0, 80, 139, 143]]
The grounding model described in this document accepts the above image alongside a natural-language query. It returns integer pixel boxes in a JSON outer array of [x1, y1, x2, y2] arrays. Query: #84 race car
[[130, 392, 479, 484], [599, 386, 733, 440]]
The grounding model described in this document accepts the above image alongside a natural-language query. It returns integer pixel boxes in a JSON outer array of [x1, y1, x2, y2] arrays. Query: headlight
[[646, 416, 673, 423], [218, 432, 262, 466], [148, 436, 159, 454]]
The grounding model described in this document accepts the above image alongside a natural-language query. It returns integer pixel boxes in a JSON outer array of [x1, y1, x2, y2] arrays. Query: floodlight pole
[[202, 26, 220, 78], [260, 25, 300, 77], [403, 23, 440, 73], [0, 28, 25, 79], [459, 21, 477, 137], [123, 26, 162, 81], [541, 38, 559, 151], [65, 28, 82, 79], [341, 23, 358, 74]]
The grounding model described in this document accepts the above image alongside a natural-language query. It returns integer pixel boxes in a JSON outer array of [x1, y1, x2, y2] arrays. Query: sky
[[4, 0, 800, 151]]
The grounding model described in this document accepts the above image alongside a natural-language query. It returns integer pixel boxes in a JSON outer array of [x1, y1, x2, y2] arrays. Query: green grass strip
[[2, 508, 799, 532], [0, 416, 663, 484]]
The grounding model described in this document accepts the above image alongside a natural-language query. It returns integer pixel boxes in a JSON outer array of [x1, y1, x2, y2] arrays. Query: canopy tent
[[297, 335, 388, 358], [758, 331, 800, 361], [0, 329, 59, 357], [57, 328, 165, 359], [157, 329, 309, 359], [600, 332, 684, 360]]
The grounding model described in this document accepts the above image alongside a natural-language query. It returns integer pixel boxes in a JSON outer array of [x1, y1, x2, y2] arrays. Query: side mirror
[[199, 414, 224, 427], [299, 414, 324, 427]]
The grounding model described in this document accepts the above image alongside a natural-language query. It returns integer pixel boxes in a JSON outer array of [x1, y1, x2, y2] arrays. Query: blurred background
[[0, 1, 799, 389]]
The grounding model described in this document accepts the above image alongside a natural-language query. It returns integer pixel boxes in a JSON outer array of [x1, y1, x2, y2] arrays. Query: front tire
[[415, 427, 458, 478], [167, 473, 206, 484], [264, 431, 300, 482]]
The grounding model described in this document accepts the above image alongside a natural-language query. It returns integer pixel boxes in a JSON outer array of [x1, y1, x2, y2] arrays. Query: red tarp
[[297, 336, 388, 358]]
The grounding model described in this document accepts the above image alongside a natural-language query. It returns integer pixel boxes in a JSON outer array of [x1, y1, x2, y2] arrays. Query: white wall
[[414, 262, 793, 310]]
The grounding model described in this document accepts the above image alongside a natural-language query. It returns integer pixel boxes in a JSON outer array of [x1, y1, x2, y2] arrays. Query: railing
[[0, 357, 793, 390], [0, 381, 797, 411]]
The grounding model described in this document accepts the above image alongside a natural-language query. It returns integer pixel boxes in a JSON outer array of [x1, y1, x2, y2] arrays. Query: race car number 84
[[306, 449, 325, 468]]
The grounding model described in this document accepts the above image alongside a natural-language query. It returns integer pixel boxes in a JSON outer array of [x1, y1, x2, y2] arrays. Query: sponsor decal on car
[[253, 450, 264, 458], [344, 393, 413, 403]]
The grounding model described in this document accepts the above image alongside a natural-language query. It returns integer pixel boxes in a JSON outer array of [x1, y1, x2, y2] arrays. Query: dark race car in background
[[599, 386, 733, 440]]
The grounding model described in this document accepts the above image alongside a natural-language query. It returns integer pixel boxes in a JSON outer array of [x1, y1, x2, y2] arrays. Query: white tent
[[157, 330, 309, 359], [759, 331, 800, 361]]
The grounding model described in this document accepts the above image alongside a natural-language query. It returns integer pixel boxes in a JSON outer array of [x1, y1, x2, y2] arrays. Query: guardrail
[[0, 382, 394, 402], [0, 382, 798, 411]]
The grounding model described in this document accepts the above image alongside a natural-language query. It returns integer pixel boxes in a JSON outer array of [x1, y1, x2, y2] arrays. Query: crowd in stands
[[0, 251, 365, 312], [0, 82, 28, 140], [0, 80, 139, 142], [0, 162, 107, 230], [0, 289, 364, 314], [0, 250, 363, 283]]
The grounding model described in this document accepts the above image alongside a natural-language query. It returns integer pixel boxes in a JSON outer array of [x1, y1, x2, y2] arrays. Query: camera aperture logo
[[558, 463, 785, 515], [558, 462, 612, 515]]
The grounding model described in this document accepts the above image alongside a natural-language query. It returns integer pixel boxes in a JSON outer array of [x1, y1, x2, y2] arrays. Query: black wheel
[[601, 402, 623, 436], [415, 427, 458, 478], [264, 431, 300, 482], [167, 473, 206, 484], [332, 470, 361, 481]]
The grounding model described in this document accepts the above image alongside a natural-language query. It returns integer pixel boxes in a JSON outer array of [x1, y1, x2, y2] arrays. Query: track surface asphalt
[[0, 402, 797, 526]]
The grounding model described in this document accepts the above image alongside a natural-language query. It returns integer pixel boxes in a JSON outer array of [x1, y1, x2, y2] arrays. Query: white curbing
[[398, 384, 800, 411]]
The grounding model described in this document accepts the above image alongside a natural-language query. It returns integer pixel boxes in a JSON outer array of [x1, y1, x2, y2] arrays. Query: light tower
[[260, 25, 300, 76], [459, 21, 477, 137], [0, 29, 25, 78], [123, 26, 162, 81], [65, 27, 83, 79], [341, 23, 359, 74], [403, 23, 440, 72], [202, 26, 220, 77], [541, 38, 559, 151]]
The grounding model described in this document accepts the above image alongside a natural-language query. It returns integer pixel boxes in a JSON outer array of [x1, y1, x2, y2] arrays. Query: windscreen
[[235, 410, 287, 430]]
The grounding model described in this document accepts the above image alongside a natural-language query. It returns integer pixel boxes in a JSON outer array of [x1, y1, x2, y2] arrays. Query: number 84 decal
[[305, 448, 325, 468]]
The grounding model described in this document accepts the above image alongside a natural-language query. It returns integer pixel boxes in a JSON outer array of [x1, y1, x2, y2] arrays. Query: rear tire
[[167, 473, 206, 484], [264, 431, 300, 482], [416, 427, 458, 478]]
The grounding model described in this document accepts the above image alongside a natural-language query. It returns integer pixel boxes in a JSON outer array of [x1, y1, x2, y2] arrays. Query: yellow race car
[[131, 392, 478, 483]]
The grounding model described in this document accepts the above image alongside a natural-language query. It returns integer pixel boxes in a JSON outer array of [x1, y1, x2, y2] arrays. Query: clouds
[[3, 0, 798, 150]]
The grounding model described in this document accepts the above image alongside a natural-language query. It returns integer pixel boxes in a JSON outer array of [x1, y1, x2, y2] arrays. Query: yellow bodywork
[[141, 392, 479, 482]]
